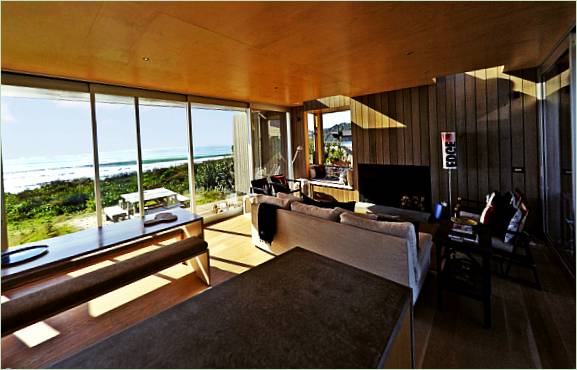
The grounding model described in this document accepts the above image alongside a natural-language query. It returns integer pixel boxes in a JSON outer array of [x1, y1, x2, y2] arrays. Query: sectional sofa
[[250, 194, 433, 303]]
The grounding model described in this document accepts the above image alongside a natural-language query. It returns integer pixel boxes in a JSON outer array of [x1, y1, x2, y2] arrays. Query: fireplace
[[358, 164, 432, 212]]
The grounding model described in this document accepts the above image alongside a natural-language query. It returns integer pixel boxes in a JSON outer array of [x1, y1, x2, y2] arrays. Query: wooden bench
[[2, 208, 203, 291], [1, 236, 210, 337]]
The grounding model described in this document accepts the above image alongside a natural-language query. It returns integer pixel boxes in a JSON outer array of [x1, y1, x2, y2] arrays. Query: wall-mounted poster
[[441, 132, 457, 169]]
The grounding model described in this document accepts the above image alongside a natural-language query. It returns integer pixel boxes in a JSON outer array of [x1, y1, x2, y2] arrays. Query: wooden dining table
[[2, 208, 203, 290]]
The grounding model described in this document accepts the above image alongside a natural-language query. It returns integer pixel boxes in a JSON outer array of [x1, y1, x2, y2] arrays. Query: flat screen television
[[358, 164, 432, 212]]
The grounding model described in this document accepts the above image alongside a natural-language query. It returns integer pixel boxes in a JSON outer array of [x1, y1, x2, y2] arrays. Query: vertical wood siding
[[290, 67, 540, 225]]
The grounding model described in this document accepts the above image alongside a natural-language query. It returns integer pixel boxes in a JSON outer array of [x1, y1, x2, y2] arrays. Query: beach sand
[[60, 214, 110, 231]]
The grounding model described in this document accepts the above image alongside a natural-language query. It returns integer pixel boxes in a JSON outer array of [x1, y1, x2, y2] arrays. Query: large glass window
[[321, 110, 352, 167], [191, 107, 248, 220], [0, 79, 255, 247], [139, 99, 191, 217], [252, 110, 288, 178], [1, 86, 95, 246], [95, 94, 140, 222], [306, 110, 352, 168], [306, 109, 353, 183]]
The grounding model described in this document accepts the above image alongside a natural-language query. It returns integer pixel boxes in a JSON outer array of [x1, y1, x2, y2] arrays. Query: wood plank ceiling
[[1, 1, 575, 106]]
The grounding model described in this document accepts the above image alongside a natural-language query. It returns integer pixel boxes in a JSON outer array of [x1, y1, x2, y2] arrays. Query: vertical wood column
[[315, 112, 324, 165], [186, 102, 196, 214], [89, 91, 103, 227], [134, 97, 145, 218]]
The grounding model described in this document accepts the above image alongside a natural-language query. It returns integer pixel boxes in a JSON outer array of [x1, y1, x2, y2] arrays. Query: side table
[[433, 221, 493, 327]]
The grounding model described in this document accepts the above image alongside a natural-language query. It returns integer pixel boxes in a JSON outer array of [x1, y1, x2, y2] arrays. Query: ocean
[[3, 146, 232, 194]]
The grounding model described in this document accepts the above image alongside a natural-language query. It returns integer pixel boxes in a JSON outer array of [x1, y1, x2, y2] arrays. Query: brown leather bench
[[1, 236, 209, 337]]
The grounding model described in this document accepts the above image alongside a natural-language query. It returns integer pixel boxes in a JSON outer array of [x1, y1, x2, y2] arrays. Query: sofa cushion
[[277, 192, 303, 206], [340, 212, 416, 242], [291, 202, 344, 222], [335, 209, 380, 220], [254, 194, 291, 210], [303, 195, 356, 212], [370, 214, 421, 249], [340, 212, 419, 282]]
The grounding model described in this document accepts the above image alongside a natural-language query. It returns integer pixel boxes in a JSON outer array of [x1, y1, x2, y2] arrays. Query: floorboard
[[418, 242, 575, 369], [1, 215, 574, 368]]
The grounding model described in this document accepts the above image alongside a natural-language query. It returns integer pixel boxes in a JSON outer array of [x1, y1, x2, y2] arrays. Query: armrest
[[250, 186, 270, 195], [282, 188, 301, 195]]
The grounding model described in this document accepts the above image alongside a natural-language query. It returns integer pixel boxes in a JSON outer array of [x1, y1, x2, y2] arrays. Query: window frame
[[305, 107, 353, 172], [0, 72, 255, 249]]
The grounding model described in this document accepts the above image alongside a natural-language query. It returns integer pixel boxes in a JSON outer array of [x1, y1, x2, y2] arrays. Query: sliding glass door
[[139, 99, 191, 216], [0, 76, 256, 248], [95, 94, 140, 222], [251, 110, 288, 178], [191, 106, 249, 220]]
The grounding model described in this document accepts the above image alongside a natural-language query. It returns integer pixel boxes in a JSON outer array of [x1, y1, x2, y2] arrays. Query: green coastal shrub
[[5, 157, 236, 225]]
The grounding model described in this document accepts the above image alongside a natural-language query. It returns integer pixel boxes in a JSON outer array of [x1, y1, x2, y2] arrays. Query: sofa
[[250, 195, 433, 303]]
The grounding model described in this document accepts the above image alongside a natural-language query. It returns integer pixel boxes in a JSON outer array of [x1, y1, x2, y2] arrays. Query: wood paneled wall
[[291, 67, 541, 225]]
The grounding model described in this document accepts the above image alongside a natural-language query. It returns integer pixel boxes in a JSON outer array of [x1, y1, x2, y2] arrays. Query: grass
[[7, 188, 232, 247], [6, 157, 237, 247], [8, 215, 82, 247]]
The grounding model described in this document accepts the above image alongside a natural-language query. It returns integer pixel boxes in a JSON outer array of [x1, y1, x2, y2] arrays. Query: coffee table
[[50, 247, 413, 368]]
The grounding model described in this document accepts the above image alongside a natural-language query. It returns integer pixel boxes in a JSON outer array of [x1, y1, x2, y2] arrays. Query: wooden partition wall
[[291, 67, 540, 226]]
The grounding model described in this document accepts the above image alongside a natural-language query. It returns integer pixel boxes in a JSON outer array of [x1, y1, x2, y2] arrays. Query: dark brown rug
[[50, 247, 411, 368]]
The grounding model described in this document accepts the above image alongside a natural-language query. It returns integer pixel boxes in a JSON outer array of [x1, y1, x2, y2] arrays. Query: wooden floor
[[415, 241, 576, 368], [1, 215, 575, 368]]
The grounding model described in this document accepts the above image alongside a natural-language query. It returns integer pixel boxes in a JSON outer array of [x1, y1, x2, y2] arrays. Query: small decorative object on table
[[448, 222, 479, 243], [144, 212, 178, 227], [1, 245, 49, 267], [451, 215, 479, 226]]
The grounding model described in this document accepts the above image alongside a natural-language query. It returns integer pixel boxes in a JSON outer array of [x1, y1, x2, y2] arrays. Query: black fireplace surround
[[358, 164, 432, 212]]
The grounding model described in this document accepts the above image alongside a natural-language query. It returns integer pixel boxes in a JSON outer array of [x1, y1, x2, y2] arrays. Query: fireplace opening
[[358, 164, 432, 212]]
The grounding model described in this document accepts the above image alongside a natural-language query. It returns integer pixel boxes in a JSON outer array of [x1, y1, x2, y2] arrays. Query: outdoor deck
[[1, 215, 575, 368]]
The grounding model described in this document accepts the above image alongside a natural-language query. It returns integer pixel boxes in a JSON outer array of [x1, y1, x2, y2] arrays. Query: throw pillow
[[290, 202, 344, 222], [492, 191, 519, 240], [504, 200, 528, 244], [340, 212, 418, 252]]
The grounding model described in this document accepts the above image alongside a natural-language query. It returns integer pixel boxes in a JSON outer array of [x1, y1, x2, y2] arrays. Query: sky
[[1, 91, 238, 160], [322, 110, 351, 128], [307, 110, 351, 133]]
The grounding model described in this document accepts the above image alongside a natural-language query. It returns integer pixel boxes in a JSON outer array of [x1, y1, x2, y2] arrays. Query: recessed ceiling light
[[142, 57, 151, 62]]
